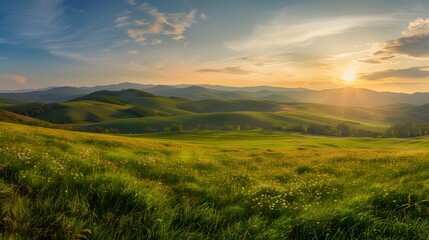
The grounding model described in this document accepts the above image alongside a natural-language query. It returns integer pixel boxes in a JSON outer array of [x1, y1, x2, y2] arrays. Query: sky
[[1, 0, 429, 92]]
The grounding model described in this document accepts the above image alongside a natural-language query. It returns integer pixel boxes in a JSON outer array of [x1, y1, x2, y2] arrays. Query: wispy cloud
[[196, 67, 251, 75], [360, 66, 429, 80], [127, 0, 136, 6], [118, 2, 204, 45], [359, 59, 381, 64], [0, 0, 99, 61], [0, 74, 28, 85], [225, 15, 392, 52], [1, 0, 66, 42], [115, 15, 130, 28], [47, 49, 92, 62], [125, 50, 140, 55]]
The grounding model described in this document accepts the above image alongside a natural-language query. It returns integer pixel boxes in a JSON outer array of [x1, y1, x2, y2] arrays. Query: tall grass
[[1, 122, 429, 239]]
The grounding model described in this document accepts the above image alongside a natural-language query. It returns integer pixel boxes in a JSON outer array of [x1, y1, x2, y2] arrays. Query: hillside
[[178, 99, 285, 112], [0, 97, 21, 107], [5, 90, 192, 124], [86, 110, 387, 134], [1, 122, 429, 238], [5, 88, 429, 134], [144, 85, 245, 100], [0, 109, 53, 127]]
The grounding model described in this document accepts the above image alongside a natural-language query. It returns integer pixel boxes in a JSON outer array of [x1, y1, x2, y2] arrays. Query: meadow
[[1, 122, 429, 239]]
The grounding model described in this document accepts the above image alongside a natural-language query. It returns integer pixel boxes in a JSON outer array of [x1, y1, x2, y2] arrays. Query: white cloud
[[115, 15, 130, 27], [402, 18, 429, 36], [119, 3, 198, 45], [127, 0, 136, 6], [225, 15, 392, 52]]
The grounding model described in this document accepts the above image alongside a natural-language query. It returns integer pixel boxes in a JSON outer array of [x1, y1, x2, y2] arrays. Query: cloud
[[125, 50, 140, 55], [119, 3, 198, 45], [225, 15, 392, 51], [127, 0, 136, 6], [196, 67, 251, 75], [359, 59, 381, 64], [371, 18, 429, 59], [2, 0, 65, 41], [0, 74, 28, 85], [115, 15, 130, 27], [48, 49, 91, 62], [200, 13, 207, 21], [0, 0, 97, 61], [151, 39, 163, 45], [360, 66, 429, 80]]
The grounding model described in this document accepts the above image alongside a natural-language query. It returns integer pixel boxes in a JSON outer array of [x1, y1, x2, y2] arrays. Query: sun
[[340, 68, 356, 83]]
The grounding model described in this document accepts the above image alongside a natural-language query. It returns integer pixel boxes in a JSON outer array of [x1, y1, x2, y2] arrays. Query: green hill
[[0, 97, 21, 107], [86, 110, 384, 133], [70, 89, 191, 114], [5, 89, 429, 134], [5, 90, 192, 124], [0, 109, 53, 127], [178, 99, 284, 112]]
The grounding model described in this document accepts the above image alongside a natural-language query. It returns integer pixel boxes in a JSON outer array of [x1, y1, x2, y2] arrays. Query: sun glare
[[340, 68, 356, 83]]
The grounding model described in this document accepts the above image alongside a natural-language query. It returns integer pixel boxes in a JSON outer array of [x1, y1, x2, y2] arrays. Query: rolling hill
[[177, 99, 285, 112], [144, 85, 246, 100], [0, 97, 21, 107], [4, 88, 429, 134], [5, 89, 191, 124]]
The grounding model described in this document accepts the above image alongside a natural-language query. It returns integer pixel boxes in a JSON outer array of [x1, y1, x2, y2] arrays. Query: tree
[[337, 124, 350, 137]]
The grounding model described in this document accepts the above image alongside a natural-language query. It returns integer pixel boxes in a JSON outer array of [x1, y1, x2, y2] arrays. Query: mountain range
[[3, 82, 429, 107]]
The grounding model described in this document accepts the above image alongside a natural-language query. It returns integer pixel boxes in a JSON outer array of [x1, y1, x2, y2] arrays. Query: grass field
[[1, 122, 429, 239]]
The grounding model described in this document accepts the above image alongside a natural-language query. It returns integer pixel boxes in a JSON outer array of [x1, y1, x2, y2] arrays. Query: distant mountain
[[83, 82, 154, 92], [0, 87, 93, 103], [176, 84, 307, 92], [144, 86, 246, 100], [3, 82, 429, 107]]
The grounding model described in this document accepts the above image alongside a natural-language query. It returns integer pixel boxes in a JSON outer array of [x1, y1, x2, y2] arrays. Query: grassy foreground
[[1, 122, 429, 239]]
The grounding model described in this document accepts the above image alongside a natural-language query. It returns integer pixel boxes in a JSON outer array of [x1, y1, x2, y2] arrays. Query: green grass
[[87, 110, 387, 133], [0, 97, 20, 107], [1, 122, 429, 239]]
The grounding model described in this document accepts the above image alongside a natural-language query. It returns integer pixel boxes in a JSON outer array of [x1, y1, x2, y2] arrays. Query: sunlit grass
[[1, 122, 429, 239]]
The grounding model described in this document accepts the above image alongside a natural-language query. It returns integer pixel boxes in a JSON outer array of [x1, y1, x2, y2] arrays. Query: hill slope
[[0, 97, 21, 107]]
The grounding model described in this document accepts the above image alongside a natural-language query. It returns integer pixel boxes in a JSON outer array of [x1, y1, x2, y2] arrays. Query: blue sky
[[1, 0, 429, 92]]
